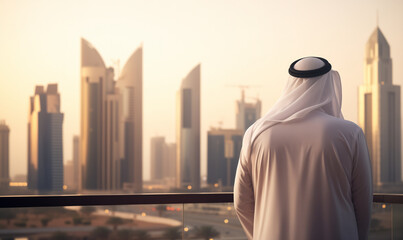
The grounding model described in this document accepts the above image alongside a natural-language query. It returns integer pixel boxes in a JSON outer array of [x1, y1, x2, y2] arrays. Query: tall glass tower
[[117, 46, 143, 192], [358, 27, 402, 189], [81, 39, 142, 191], [28, 84, 64, 192], [176, 64, 201, 190], [80, 38, 122, 191]]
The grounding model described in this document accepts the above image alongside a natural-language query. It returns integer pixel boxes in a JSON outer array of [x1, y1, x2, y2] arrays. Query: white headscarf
[[242, 62, 343, 158]]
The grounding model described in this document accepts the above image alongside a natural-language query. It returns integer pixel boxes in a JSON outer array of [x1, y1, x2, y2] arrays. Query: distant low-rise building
[[150, 136, 176, 187], [207, 128, 243, 188]]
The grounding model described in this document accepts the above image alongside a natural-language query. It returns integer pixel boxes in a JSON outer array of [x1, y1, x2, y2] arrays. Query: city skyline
[[1, 1, 403, 180], [13, 25, 403, 192]]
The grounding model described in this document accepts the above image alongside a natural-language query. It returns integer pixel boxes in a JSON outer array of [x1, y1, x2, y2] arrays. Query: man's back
[[235, 110, 372, 240]]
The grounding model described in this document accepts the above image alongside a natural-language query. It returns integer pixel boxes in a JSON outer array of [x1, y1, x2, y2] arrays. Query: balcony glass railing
[[0, 193, 402, 240]]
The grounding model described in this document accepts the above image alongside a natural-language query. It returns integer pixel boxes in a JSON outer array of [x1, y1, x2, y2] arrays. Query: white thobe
[[234, 110, 372, 240]]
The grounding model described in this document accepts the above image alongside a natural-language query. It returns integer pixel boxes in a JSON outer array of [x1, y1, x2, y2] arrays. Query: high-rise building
[[81, 38, 122, 191], [117, 46, 143, 192], [207, 128, 243, 188], [64, 136, 80, 191], [236, 90, 261, 132], [150, 136, 176, 184], [176, 64, 201, 190], [64, 160, 74, 190], [150, 136, 165, 181], [81, 39, 142, 191], [0, 121, 10, 189], [358, 27, 402, 189], [28, 84, 64, 191], [72, 135, 80, 191], [165, 142, 177, 182]]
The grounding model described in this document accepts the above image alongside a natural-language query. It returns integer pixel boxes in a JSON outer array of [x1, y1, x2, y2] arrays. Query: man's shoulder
[[321, 115, 364, 138], [326, 115, 361, 129]]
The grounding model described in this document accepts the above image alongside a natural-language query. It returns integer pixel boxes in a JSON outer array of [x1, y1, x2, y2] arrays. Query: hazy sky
[[1, 0, 403, 180]]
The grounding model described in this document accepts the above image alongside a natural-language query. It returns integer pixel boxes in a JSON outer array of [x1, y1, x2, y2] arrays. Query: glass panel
[[0, 204, 183, 239], [392, 203, 403, 239], [370, 203, 392, 240], [0, 201, 402, 239], [183, 202, 247, 240], [178, 202, 399, 240]]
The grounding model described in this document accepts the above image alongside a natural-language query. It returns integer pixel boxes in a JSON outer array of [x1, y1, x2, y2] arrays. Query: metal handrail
[[0, 193, 401, 208], [372, 193, 403, 204], [0, 193, 233, 208]]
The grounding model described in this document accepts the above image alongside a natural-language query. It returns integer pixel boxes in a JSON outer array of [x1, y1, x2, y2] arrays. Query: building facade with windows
[[150, 136, 176, 186], [207, 128, 243, 188], [236, 90, 261, 132], [150, 136, 165, 181], [358, 27, 402, 190], [64, 135, 80, 191], [28, 84, 64, 192], [176, 64, 201, 190], [81, 39, 143, 191], [0, 121, 10, 190], [80, 39, 123, 191], [117, 46, 143, 192]]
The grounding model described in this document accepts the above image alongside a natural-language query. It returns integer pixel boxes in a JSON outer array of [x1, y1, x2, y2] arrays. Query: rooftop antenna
[[227, 85, 261, 102]]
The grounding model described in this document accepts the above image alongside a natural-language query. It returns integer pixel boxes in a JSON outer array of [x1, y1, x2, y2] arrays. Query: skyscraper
[[236, 90, 261, 132], [0, 121, 10, 189], [207, 128, 243, 187], [28, 84, 64, 191], [150, 136, 176, 184], [176, 64, 201, 190], [72, 135, 80, 191], [64, 160, 74, 190], [165, 142, 177, 182], [64, 136, 80, 191], [358, 27, 402, 189], [81, 38, 122, 191], [117, 46, 143, 192], [150, 136, 165, 181], [81, 39, 142, 191]]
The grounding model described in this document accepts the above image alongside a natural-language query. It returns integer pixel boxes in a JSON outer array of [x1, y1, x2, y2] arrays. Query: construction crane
[[227, 85, 261, 101]]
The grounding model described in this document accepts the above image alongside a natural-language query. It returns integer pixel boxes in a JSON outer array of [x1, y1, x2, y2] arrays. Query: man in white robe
[[234, 57, 372, 240]]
